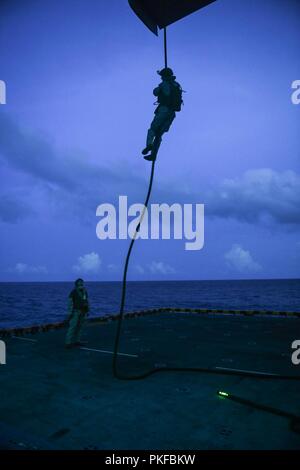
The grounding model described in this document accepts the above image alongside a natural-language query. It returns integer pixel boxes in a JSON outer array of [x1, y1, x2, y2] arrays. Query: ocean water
[[0, 279, 299, 329]]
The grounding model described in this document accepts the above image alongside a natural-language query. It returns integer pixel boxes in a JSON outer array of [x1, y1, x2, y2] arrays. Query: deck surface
[[1, 312, 300, 450]]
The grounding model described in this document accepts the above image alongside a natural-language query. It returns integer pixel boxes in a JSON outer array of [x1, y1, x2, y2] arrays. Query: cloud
[[134, 264, 145, 275], [0, 113, 119, 192], [0, 113, 163, 225], [224, 244, 262, 273], [73, 252, 101, 274], [107, 263, 119, 273], [208, 169, 300, 226], [0, 113, 74, 189], [148, 261, 176, 275], [0, 194, 34, 223], [134, 261, 176, 276], [1, 114, 299, 231], [10, 263, 48, 274]]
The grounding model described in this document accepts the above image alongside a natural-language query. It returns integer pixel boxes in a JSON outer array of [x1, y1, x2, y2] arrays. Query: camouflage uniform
[[146, 80, 176, 147], [65, 288, 89, 346]]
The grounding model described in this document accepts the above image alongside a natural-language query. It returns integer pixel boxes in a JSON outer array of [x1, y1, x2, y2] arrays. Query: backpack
[[170, 82, 183, 112], [158, 81, 183, 112]]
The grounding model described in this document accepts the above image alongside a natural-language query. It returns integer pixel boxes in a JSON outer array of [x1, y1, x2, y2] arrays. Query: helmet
[[157, 67, 174, 78]]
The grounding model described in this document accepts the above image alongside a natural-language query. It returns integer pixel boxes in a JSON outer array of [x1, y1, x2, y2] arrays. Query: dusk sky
[[0, 0, 299, 281]]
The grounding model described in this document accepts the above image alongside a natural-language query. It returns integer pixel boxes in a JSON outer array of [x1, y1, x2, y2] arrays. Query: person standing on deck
[[142, 67, 183, 161], [65, 278, 89, 349]]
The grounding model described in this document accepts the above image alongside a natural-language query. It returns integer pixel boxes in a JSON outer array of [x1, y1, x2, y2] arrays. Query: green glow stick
[[218, 391, 229, 397]]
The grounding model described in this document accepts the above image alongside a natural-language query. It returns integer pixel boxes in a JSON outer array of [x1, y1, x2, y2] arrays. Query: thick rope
[[164, 27, 168, 68], [112, 27, 300, 382], [113, 159, 156, 377], [112, 156, 300, 381]]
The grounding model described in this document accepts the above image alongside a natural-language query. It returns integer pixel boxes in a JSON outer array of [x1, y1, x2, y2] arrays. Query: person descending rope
[[142, 67, 183, 161]]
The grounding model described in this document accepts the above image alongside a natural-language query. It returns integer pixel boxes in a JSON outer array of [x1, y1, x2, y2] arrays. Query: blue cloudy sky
[[0, 0, 299, 281]]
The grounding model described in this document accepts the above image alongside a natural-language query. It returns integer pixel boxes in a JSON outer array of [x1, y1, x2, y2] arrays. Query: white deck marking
[[12, 336, 37, 343], [80, 347, 138, 358], [215, 366, 279, 376]]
